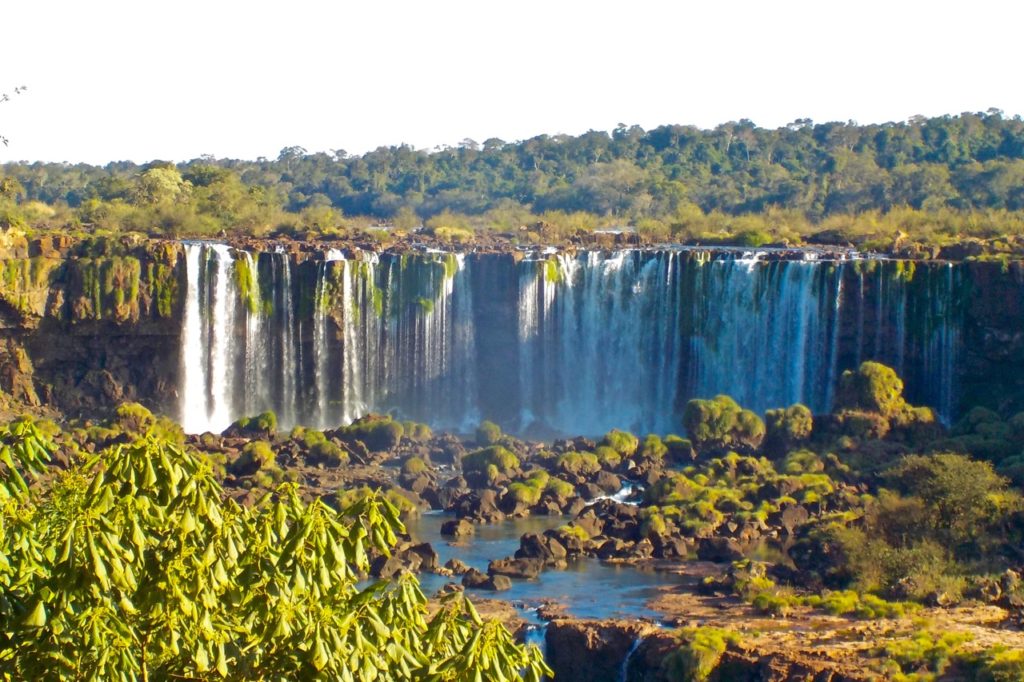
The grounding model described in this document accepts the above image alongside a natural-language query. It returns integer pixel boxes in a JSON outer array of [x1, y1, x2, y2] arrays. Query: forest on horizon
[[2, 110, 1024, 249]]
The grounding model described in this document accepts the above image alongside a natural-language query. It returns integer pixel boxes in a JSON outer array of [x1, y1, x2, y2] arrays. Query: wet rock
[[441, 518, 475, 537], [405, 542, 439, 572], [594, 471, 622, 494], [370, 550, 422, 579], [544, 620, 651, 682], [487, 574, 513, 591], [516, 532, 568, 564], [444, 558, 470, 575], [488, 557, 544, 580], [697, 537, 745, 563], [461, 568, 490, 589]]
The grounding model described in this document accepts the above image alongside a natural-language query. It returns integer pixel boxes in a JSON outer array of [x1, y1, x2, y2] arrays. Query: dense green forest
[[2, 111, 1024, 250]]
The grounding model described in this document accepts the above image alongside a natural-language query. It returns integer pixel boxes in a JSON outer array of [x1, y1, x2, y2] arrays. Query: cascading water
[[177, 245, 967, 434]]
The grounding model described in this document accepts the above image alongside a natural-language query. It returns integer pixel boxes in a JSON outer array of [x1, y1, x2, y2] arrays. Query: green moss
[[234, 256, 260, 314]]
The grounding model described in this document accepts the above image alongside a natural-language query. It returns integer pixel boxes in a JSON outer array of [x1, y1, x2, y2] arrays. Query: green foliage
[[475, 420, 502, 446], [401, 456, 428, 476], [599, 429, 638, 456], [557, 451, 601, 476], [885, 452, 1020, 547], [0, 429, 548, 680], [660, 627, 741, 681], [341, 414, 404, 452], [764, 403, 813, 456], [507, 481, 543, 505], [639, 434, 668, 460], [402, 421, 433, 443], [835, 361, 906, 418], [594, 445, 622, 468], [308, 440, 348, 467], [544, 476, 576, 500], [231, 440, 276, 475], [683, 395, 765, 453], [461, 446, 520, 476]]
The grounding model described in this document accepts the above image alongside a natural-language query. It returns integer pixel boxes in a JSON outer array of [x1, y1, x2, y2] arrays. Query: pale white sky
[[2, 0, 1022, 164]]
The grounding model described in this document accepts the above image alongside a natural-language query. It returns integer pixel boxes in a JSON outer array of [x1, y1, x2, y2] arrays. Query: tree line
[[2, 110, 1024, 247]]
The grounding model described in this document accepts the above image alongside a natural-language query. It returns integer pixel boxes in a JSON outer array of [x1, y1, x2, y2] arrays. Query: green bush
[[557, 451, 602, 476], [594, 445, 622, 468], [401, 456, 428, 476], [835, 361, 906, 418], [544, 477, 576, 500], [764, 403, 813, 456], [885, 452, 1020, 546], [402, 421, 433, 442], [230, 440, 276, 476], [475, 420, 503, 446], [342, 415, 404, 451], [639, 434, 668, 460], [660, 627, 741, 681], [462, 445, 520, 476], [309, 440, 348, 467], [507, 481, 543, 505], [599, 429, 639, 457], [683, 395, 765, 453]]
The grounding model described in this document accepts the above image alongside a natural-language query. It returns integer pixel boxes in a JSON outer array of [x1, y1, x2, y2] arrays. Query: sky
[[2, 0, 1022, 164]]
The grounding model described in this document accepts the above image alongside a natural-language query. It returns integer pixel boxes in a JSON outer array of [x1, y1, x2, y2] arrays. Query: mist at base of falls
[[178, 245, 963, 436]]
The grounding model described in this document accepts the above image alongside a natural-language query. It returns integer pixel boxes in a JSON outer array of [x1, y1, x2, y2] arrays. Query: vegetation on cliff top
[[2, 112, 1024, 256]]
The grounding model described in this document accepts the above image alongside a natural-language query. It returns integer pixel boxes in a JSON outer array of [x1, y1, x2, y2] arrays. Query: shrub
[[113, 402, 155, 436], [639, 434, 668, 460], [309, 440, 348, 467], [507, 481, 543, 505], [343, 414, 404, 451], [660, 628, 741, 681], [401, 456, 428, 476], [764, 404, 813, 456], [462, 445, 520, 476], [544, 477, 576, 500], [594, 445, 622, 468], [475, 420, 502, 446], [557, 451, 601, 476], [835, 361, 905, 417], [403, 421, 433, 442], [600, 429, 639, 457], [885, 453, 1019, 546], [664, 434, 695, 462], [230, 440, 276, 476], [683, 395, 765, 453]]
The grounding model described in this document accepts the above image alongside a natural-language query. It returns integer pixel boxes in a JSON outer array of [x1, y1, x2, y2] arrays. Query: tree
[[0, 420, 548, 680]]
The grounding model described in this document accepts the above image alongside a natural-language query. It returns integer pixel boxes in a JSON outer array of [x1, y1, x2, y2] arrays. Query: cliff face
[[0, 233, 1021, 429], [0, 234, 184, 417]]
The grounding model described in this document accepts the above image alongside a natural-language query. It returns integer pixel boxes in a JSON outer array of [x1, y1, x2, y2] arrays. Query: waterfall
[[176, 246, 968, 435], [619, 636, 643, 682], [179, 243, 207, 433], [178, 242, 239, 434]]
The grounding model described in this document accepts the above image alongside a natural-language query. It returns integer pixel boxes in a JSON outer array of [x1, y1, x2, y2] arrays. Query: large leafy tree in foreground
[[0, 420, 548, 680]]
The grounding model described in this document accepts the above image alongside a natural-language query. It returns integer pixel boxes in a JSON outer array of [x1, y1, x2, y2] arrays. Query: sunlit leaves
[[0, 424, 548, 680]]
